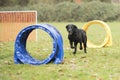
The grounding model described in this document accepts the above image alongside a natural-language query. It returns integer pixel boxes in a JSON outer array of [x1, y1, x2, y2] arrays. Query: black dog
[[66, 24, 87, 54]]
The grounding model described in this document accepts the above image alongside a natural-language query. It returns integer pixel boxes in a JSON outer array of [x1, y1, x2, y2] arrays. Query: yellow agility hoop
[[82, 20, 112, 48]]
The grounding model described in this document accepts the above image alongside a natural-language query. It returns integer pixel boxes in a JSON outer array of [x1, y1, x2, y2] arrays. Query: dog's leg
[[83, 42, 87, 53], [73, 42, 78, 54], [80, 42, 83, 50], [70, 40, 74, 49], [83, 36, 87, 53]]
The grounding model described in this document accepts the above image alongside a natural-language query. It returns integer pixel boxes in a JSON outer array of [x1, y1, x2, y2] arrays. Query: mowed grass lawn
[[0, 22, 120, 80]]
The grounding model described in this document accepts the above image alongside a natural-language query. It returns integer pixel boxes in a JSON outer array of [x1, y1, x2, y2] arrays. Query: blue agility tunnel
[[14, 24, 64, 65]]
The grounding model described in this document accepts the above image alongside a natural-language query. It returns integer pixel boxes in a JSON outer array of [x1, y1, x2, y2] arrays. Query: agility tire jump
[[82, 20, 112, 48], [14, 24, 64, 65]]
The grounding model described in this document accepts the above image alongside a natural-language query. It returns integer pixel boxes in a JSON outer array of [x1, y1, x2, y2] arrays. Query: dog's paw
[[73, 51, 76, 54], [84, 51, 87, 53], [80, 47, 83, 50], [71, 47, 75, 49], [84, 49, 87, 53]]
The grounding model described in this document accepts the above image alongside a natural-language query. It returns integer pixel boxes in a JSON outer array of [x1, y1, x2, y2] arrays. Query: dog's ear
[[73, 25, 77, 29], [66, 25, 69, 29]]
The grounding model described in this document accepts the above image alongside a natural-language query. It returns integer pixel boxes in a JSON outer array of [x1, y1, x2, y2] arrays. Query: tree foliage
[[0, 0, 118, 7], [1, 1, 120, 22]]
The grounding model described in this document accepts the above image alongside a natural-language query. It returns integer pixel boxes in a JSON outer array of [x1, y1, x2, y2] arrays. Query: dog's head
[[66, 24, 77, 35]]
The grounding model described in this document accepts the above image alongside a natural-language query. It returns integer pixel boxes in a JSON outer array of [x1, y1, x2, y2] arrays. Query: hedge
[[0, 1, 120, 22]]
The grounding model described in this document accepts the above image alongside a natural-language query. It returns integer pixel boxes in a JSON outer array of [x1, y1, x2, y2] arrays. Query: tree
[[111, 0, 120, 3], [17, 0, 29, 6], [82, 0, 111, 2], [0, 0, 16, 7], [100, 0, 111, 3]]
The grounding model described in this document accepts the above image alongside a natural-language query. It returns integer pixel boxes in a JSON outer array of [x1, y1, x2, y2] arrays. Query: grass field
[[0, 22, 120, 80]]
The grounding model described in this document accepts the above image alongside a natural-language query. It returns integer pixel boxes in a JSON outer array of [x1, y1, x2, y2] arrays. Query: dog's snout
[[68, 29, 72, 34], [68, 29, 71, 32], [68, 28, 72, 32]]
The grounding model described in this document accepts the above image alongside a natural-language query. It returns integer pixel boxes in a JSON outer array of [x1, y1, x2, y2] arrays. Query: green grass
[[0, 22, 120, 80]]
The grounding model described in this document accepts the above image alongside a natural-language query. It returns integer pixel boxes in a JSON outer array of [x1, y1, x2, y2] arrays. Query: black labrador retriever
[[66, 24, 87, 54]]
